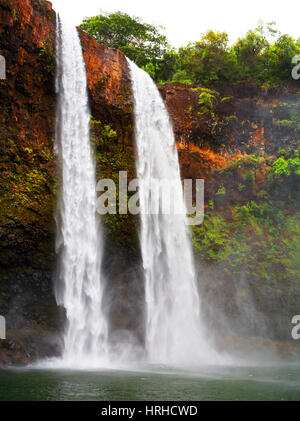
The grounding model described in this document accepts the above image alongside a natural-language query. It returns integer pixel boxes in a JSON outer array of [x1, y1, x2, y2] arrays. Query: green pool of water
[[1, 364, 300, 401]]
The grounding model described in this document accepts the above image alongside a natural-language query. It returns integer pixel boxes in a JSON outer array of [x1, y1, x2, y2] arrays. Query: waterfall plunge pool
[[1, 364, 300, 400]]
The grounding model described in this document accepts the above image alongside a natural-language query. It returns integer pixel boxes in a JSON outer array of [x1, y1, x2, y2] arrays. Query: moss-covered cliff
[[159, 82, 300, 352], [0, 0, 58, 364]]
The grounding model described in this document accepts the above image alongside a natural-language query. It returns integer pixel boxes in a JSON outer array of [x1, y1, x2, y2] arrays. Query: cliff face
[[0, 0, 57, 364], [159, 82, 300, 158], [79, 29, 133, 149], [159, 82, 300, 349]]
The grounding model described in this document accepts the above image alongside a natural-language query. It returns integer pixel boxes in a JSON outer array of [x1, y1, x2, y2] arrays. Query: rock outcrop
[[0, 0, 58, 364], [159, 82, 300, 158]]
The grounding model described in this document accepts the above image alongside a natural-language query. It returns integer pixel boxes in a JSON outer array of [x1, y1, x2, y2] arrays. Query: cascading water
[[127, 59, 220, 366], [54, 17, 108, 366]]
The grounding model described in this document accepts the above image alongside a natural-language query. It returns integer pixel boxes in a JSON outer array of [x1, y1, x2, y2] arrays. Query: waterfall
[[127, 59, 218, 366], [55, 18, 108, 366]]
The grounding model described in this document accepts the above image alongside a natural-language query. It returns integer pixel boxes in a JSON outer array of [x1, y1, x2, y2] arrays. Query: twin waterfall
[[55, 19, 215, 367], [127, 60, 214, 365], [55, 19, 107, 366]]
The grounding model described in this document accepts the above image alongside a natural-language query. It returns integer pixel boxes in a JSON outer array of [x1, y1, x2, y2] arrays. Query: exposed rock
[[159, 81, 300, 158], [0, 0, 58, 365], [79, 29, 133, 149]]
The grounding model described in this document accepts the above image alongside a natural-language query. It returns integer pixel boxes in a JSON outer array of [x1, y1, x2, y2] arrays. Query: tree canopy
[[80, 15, 300, 86], [157, 22, 300, 86], [79, 11, 169, 67]]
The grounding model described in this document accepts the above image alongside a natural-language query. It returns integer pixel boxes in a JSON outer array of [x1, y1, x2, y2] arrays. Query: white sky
[[51, 0, 300, 47]]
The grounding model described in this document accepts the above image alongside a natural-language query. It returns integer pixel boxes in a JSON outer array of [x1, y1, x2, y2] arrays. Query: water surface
[[1, 364, 300, 401]]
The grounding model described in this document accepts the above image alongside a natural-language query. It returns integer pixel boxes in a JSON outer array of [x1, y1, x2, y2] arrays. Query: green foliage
[[234, 200, 284, 226], [79, 11, 168, 68], [156, 50, 179, 82], [219, 154, 262, 174], [89, 118, 138, 253], [216, 185, 226, 195], [155, 22, 300, 86], [282, 216, 300, 279], [80, 14, 300, 85], [177, 31, 232, 84], [192, 215, 230, 260], [90, 118, 117, 150], [101, 125, 117, 141], [192, 201, 300, 287], [195, 88, 219, 117], [281, 92, 300, 131], [271, 151, 300, 177], [0, 137, 55, 233], [38, 39, 56, 73], [141, 62, 156, 79], [232, 25, 270, 81], [191, 139, 300, 301], [263, 34, 300, 84]]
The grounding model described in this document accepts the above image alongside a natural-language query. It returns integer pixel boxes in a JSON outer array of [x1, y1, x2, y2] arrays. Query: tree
[[264, 35, 300, 84], [79, 11, 169, 68], [233, 29, 269, 80], [232, 22, 278, 82], [142, 62, 156, 79], [155, 49, 179, 82], [175, 31, 235, 84]]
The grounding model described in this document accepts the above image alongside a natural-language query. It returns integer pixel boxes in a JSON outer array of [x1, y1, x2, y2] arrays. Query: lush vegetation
[[80, 14, 300, 86], [157, 23, 300, 86], [192, 149, 300, 291], [79, 11, 168, 68], [90, 117, 139, 254]]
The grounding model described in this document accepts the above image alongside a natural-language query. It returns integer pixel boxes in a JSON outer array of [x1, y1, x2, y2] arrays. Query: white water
[[127, 59, 222, 366], [54, 18, 108, 367]]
